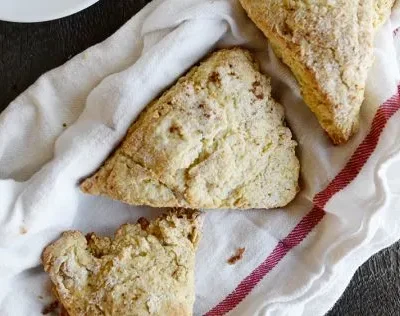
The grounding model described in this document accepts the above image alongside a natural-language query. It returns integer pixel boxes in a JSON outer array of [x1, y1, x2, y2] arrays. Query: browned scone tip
[[42, 209, 202, 316]]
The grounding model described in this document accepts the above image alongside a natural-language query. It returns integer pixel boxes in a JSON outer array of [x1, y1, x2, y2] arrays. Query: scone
[[81, 48, 300, 209], [240, 0, 394, 144], [42, 209, 201, 316]]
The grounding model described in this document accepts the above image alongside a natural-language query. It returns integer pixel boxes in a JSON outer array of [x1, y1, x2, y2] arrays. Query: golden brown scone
[[81, 48, 299, 209], [240, 0, 394, 144], [42, 209, 202, 316]]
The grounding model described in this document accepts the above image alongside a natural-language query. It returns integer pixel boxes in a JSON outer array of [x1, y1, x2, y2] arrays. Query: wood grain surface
[[0, 1, 399, 315]]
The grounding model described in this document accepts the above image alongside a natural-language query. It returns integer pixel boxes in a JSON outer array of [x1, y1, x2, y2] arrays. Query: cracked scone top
[[42, 210, 201, 316], [81, 48, 299, 209], [240, 0, 394, 144]]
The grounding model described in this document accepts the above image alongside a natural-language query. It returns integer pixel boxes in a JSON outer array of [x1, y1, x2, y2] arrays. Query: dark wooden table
[[1, 1, 399, 315]]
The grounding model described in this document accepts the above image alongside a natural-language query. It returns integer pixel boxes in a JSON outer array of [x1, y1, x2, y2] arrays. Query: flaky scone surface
[[42, 210, 201, 316], [81, 48, 299, 209], [240, 0, 393, 144]]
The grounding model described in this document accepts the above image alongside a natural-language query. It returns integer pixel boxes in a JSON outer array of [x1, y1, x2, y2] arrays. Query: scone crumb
[[227, 247, 245, 265], [20, 226, 28, 235], [42, 301, 59, 315]]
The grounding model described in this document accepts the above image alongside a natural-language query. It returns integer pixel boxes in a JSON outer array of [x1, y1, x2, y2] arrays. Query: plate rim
[[0, 0, 100, 23]]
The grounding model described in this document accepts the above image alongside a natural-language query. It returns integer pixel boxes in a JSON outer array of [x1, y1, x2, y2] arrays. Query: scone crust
[[42, 209, 201, 316], [81, 48, 299, 209], [240, 0, 393, 144]]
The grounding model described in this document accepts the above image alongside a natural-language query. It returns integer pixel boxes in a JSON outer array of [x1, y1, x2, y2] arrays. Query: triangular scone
[[81, 48, 299, 209], [240, 0, 393, 144], [42, 209, 201, 316]]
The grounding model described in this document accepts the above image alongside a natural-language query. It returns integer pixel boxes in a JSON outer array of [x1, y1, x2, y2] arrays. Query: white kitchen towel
[[1, 0, 400, 315]]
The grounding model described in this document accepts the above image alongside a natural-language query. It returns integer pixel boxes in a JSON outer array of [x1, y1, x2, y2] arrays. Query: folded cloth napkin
[[1, 0, 400, 315]]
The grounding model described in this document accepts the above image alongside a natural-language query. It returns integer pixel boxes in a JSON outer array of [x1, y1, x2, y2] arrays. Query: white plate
[[0, 0, 100, 23]]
